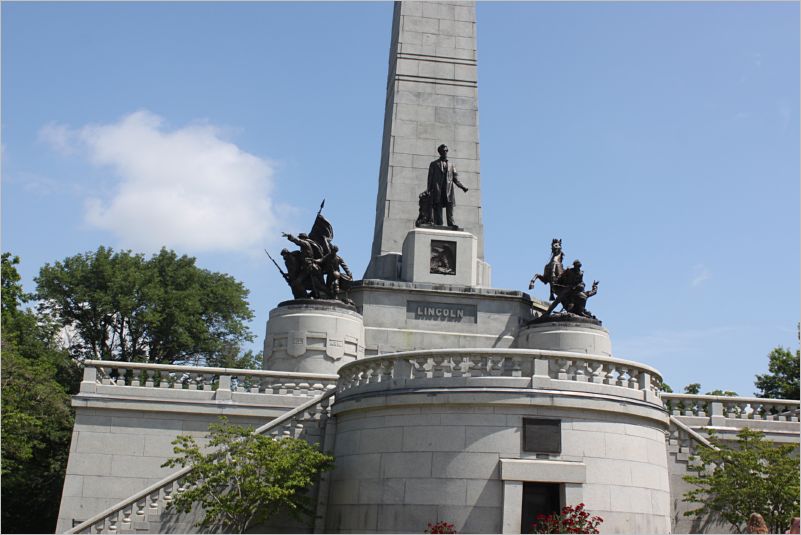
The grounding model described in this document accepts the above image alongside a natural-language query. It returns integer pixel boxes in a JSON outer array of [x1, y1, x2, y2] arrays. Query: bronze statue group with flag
[[267, 200, 354, 305]]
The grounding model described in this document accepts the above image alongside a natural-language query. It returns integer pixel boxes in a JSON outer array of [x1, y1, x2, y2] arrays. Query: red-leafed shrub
[[531, 503, 603, 534], [425, 520, 458, 534]]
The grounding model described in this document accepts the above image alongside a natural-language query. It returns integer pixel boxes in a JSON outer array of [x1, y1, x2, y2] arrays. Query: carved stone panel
[[430, 240, 457, 275]]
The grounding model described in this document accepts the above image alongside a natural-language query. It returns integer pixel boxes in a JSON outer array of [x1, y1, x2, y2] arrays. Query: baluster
[[589, 362, 603, 384], [510, 356, 522, 378], [573, 360, 587, 382], [157, 370, 168, 388], [107, 511, 119, 533], [100, 367, 112, 385], [449, 356, 464, 377], [284, 382, 297, 395], [294, 422, 304, 438], [187, 373, 198, 390], [752, 403, 765, 420], [381, 359, 394, 383], [627, 369, 639, 390], [121, 504, 132, 527], [145, 369, 155, 388], [411, 358, 428, 379], [615, 367, 628, 388], [681, 397, 694, 417], [431, 356, 445, 378], [602, 363, 616, 385], [556, 359, 569, 380], [173, 373, 184, 389], [465, 355, 481, 377], [135, 498, 146, 521], [670, 398, 682, 416], [163, 483, 174, 506], [130, 370, 141, 387], [116, 368, 127, 386], [92, 520, 106, 534], [724, 401, 736, 419], [148, 490, 160, 515], [249, 375, 260, 393], [266, 378, 279, 394]]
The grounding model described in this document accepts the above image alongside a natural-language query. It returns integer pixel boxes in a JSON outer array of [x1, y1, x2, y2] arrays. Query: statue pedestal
[[516, 317, 612, 356], [263, 300, 365, 374], [400, 227, 490, 286]]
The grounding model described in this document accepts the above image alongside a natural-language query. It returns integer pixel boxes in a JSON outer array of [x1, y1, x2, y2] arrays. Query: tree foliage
[[1, 253, 78, 533], [754, 347, 800, 400], [162, 419, 334, 533], [36, 246, 255, 366], [683, 428, 800, 534]]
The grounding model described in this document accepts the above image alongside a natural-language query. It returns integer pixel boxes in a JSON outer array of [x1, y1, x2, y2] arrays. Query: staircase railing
[[65, 389, 336, 534]]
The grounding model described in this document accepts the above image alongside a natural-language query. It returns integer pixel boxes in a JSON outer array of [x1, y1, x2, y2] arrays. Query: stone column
[[365, 1, 485, 280]]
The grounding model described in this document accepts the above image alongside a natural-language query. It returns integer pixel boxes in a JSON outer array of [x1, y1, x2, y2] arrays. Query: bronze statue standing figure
[[426, 144, 468, 227]]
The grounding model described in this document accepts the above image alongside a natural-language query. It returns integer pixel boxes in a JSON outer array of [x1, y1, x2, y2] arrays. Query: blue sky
[[3, 1, 798, 396]]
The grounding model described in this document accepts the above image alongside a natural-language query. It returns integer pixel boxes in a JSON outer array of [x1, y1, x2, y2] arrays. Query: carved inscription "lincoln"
[[406, 301, 477, 323]]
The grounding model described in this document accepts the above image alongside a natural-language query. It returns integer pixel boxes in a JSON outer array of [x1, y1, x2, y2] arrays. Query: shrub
[[425, 520, 458, 533], [530, 503, 603, 534]]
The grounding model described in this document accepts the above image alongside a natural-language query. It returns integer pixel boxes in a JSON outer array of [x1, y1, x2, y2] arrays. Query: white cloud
[[691, 263, 711, 287], [41, 111, 278, 253], [39, 122, 76, 155]]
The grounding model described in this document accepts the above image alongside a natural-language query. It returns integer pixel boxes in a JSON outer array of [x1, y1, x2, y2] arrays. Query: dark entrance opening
[[520, 482, 561, 533]]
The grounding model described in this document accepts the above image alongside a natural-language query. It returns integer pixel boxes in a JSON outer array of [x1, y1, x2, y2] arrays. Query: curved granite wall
[[324, 346, 670, 534]]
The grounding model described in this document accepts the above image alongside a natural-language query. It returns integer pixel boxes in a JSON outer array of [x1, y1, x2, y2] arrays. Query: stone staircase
[[65, 389, 336, 534]]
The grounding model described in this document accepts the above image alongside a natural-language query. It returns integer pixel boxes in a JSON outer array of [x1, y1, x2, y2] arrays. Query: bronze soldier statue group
[[267, 201, 354, 306], [268, 145, 599, 322], [529, 238, 600, 321]]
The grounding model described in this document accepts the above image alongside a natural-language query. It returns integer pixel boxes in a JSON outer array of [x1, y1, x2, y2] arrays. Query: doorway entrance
[[520, 482, 561, 533]]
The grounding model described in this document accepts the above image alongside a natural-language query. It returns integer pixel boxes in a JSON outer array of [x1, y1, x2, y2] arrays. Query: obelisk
[[364, 1, 488, 284]]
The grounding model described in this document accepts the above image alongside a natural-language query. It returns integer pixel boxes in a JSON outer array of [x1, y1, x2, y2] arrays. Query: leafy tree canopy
[[163, 419, 334, 533], [683, 428, 800, 534], [680, 383, 738, 396], [36, 246, 255, 366], [754, 347, 800, 400], [1, 253, 77, 533]]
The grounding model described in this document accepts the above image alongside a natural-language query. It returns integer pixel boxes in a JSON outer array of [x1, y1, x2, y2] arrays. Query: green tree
[[36, 246, 255, 366], [1, 253, 78, 533], [683, 428, 800, 533], [684, 383, 701, 395], [162, 419, 334, 533], [754, 347, 800, 400]]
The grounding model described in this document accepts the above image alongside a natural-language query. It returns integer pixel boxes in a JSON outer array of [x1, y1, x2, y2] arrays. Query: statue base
[[401, 227, 488, 286], [415, 223, 464, 232], [276, 298, 357, 312], [527, 311, 602, 326], [515, 317, 612, 356], [263, 300, 364, 374]]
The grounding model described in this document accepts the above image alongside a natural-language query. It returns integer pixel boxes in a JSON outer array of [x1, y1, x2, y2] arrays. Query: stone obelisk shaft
[[365, 1, 484, 279]]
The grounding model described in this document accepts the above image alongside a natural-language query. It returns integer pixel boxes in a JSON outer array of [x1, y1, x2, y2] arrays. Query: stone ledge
[[500, 458, 586, 483], [353, 279, 546, 306]]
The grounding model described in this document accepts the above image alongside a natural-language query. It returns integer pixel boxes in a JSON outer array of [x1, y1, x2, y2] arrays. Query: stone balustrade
[[81, 360, 338, 400], [661, 393, 800, 423], [335, 348, 664, 405], [66, 389, 336, 534]]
